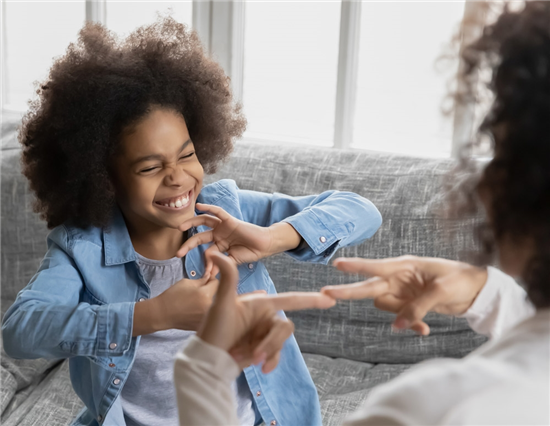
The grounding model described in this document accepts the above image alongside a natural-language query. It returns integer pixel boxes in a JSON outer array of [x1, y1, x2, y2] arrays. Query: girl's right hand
[[133, 275, 219, 336], [322, 256, 488, 336], [157, 275, 220, 331]]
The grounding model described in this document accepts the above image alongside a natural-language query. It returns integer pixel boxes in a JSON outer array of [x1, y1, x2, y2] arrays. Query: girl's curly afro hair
[[453, 1, 550, 308], [19, 17, 246, 229]]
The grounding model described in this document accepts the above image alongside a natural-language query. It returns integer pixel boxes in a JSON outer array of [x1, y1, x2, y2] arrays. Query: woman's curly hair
[[452, 1, 550, 308], [19, 17, 246, 229]]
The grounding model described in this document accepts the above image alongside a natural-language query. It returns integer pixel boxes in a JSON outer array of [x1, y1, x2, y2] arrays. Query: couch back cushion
[[2, 117, 47, 311], [1, 124, 487, 363]]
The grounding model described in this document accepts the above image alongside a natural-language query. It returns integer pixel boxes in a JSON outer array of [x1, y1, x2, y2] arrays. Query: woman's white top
[[174, 267, 550, 426]]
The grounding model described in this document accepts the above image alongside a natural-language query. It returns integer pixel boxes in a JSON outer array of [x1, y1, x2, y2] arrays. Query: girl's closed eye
[[140, 165, 160, 174], [179, 151, 196, 161], [139, 152, 196, 174]]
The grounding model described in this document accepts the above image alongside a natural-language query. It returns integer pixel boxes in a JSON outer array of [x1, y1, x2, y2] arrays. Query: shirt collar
[[102, 207, 202, 266], [102, 207, 137, 266]]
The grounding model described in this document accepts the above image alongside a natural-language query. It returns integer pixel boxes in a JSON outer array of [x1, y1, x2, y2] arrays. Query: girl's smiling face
[[112, 107, 204, 233]]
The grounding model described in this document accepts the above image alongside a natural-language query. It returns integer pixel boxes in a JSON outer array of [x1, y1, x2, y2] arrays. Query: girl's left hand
[[176, 203, 301, 270]]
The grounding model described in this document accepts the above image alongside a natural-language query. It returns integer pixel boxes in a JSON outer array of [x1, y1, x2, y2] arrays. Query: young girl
[[1, 18, 382, 426]]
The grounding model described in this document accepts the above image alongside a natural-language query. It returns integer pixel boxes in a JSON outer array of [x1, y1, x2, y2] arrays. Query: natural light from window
[[105, 1, 192, 38], [352, 1, 466, 157], [242, 1, 341, 147], [3, 0, 85, 111], [3, 1, 192, 112], [3, 1, 470, 159]]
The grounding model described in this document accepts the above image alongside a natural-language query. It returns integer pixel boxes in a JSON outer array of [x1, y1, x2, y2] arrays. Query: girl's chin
[[156, 208, 196, 229]]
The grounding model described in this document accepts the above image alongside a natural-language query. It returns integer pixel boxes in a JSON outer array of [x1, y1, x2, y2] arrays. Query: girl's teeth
[[159, 192, 190, 208]]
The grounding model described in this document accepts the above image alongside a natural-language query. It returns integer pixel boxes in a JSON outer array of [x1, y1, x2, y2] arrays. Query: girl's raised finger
[[176, 231, 214, 258], [178, 214, 221, 232], [195, 203, 232, 221]]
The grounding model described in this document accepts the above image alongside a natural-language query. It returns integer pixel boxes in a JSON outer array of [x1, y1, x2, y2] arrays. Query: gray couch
[[1, 116, 487, 426]]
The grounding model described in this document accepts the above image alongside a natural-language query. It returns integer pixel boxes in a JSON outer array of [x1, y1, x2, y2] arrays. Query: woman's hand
[[176, 203, 302, 269], [198, 252, 335, 373], [322, 256, 488, 336]]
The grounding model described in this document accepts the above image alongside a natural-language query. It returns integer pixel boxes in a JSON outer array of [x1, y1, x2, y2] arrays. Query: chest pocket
[[237, 261, 265, 295]]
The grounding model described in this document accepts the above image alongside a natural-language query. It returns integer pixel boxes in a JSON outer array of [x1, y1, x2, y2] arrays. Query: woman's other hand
[[322, 256, 488, 335], [198, 252, 335, 373], [176, 203, 301, 271]]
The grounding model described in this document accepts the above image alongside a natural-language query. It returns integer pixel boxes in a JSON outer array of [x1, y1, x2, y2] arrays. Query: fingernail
[[254, 352, 267, 365], [393, 318, 410, 329], [391, 325, 406, 334]]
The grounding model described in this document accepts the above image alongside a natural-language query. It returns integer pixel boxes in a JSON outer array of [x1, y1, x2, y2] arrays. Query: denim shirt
[[2, 179, 382, 426]]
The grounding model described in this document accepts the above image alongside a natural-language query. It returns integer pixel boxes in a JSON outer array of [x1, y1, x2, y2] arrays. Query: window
[[352, 1, 466, 157], [1, 1, 191, 112], [2, 0, 488, 157], [242, 2, 341, 147], [106, 1, 192, 37], [3, 0, 85, 111]]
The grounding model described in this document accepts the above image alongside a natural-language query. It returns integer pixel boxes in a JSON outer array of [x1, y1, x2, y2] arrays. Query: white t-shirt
[[122, 253, 257, 426]]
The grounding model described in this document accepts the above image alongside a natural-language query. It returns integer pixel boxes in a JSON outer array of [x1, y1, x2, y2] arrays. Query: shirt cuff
[[283, 209, 350, 263], [95, 301, 135, 357], [460, 266, 503, 321], [457, 266, 535, 339], [182, 336, 241, 384]]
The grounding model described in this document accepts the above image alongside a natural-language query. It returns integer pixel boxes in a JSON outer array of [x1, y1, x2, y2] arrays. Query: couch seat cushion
[[304, 353, 412, 426]]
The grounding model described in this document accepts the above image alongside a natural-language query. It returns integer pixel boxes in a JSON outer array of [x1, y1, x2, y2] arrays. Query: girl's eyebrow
[[131, 139, 192, 166]]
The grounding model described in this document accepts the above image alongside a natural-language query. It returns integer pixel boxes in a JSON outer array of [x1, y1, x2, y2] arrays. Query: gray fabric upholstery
[[303, 353, 412, 426], [1, 118, 487, 425], [1, 360, 83, 426]]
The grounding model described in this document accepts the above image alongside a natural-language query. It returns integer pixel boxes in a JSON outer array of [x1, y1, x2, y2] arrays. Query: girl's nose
[[165, 165, 188, 186]]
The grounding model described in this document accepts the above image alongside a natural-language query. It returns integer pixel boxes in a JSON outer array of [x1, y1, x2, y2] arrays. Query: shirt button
[[320, 236, 327, 243], [98, 415, 103, 422], [109, 363, 115, 368], [109, 343, 117, 350], [256, 391, 261, 397], [138, 297, 146, 302], [190, 270, 197, 277], [248, 263, 254, 270], [270, 421, 277, 426], [113, 378, 121, 385]]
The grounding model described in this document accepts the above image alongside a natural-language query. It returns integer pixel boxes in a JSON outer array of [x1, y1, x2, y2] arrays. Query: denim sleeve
[[237, 188, 382, 264], [1, 229, 134, 360]]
